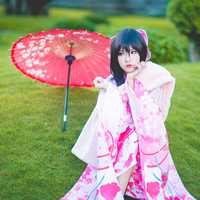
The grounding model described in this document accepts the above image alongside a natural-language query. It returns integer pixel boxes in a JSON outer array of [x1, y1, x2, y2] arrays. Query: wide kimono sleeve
[[71, 74, 122, 167], [136, 61, 176, 122], [70, 88, 104, 166], [146, 65, 176, 121], [148, 73, 176, 122]]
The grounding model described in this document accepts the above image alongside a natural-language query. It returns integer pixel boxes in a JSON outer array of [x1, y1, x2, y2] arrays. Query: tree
[[115, 0, 131, 13], [167, 0, 200, 62], [4, 0, 52, 16]]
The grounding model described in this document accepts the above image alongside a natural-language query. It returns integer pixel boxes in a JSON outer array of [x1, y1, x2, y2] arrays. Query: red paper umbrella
[[11, 29, 111, 131]]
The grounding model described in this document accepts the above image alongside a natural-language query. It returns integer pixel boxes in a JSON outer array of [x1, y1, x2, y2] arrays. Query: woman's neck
[[125, 74, 135, 91]]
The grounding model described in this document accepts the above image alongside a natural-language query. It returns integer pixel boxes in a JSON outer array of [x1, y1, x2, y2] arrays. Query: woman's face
[[117, 46, 140, 74]]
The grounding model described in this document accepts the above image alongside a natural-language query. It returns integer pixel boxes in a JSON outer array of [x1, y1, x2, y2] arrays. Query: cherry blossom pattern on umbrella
[[11, 29, 111, 88], [11, 29, 111, 131]]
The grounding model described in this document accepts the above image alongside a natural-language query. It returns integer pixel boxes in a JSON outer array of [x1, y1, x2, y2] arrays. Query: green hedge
[[147, 30, 189, 64], [52, 14, 110, 31], [83, 14, 110, 25], [52, 18, 96, 31]]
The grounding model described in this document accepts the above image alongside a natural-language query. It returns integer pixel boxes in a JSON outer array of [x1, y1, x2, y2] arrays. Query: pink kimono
[[60, 61, 197, 200]]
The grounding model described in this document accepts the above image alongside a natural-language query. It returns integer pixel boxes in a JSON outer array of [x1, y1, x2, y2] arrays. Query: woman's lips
[[126, 64, 136, 68]]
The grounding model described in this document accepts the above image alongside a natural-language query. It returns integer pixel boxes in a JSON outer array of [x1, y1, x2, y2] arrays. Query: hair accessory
[[136, 29, 151, 61]]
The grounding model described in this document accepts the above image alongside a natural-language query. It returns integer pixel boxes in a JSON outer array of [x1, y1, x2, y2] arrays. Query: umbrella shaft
[[64, 63, 71, 117], [62, 53, 76, 131], [63, 63, 71, 122], [62, 54, 76, 132]]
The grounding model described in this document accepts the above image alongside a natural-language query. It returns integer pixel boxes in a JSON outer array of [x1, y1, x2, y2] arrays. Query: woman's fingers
[[135, 61, 146, 74], [93, 76, 107, 89], [93, 76, 102, 85], [127, 61, 146, 80]]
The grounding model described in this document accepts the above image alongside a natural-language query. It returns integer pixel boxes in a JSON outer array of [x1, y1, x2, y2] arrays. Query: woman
[[60, 28, 196, 199]]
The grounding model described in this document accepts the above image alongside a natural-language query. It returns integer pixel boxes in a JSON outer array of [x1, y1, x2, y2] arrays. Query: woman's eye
[[118, 52, 123, 55], [130, 50, 137, 54]]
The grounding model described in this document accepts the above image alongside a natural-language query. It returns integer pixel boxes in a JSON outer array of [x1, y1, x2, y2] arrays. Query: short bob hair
[[110, 28, 148, 86]]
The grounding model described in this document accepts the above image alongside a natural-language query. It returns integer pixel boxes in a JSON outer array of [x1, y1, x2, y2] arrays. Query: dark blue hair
[[110, 28, 148, 86]]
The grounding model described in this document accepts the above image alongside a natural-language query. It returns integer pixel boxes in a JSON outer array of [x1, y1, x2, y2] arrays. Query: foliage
[[147, 30, 189, 64], [83, 14, 110, 25], [4, 0, 52, 15], [52, 18, 96, 32], [167, 0, 200, 45]]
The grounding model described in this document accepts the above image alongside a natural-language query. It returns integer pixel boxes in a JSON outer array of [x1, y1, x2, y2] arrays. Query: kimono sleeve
[[70, 90, 104, 166], [149, 78, 176, 122]]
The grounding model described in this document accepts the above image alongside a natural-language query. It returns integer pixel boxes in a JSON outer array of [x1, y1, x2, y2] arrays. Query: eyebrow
[[119, 48, 136, 52]]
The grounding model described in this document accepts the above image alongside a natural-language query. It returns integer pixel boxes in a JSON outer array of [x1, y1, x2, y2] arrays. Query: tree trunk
[[27, 0, 49, 16], [189, 39, 200, 62], [4, 0, 50, 15], [115, 0, 131, 13]]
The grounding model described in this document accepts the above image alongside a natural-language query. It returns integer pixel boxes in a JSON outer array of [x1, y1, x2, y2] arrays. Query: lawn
[[0, 6, 199, 200], [0, 6, 177, 36]]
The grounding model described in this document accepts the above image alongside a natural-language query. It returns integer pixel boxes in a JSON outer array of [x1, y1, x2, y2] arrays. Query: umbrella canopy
[[11, 29, 111, 88], [10, 29, 111, 131]]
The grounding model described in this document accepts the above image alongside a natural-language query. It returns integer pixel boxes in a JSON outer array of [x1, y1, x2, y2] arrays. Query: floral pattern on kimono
[[60, 78, 197, 200]]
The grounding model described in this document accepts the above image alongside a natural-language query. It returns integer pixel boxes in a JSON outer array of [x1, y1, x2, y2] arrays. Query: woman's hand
[[126, 61, 146, 80], [93, 76, 108, 89], [126, 61, 146, 89]]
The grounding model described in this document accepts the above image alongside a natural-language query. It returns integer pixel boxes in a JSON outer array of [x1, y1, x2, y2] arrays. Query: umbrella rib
[[88, 54, 108, 72], [87, 59, 104, 76], [83, 56, 108, 78], [86, 60, 100, 82], [47, 53, 67, 85], [81, 60, 91, 85], [91, 52, 109, 63], [99, 51, 110, 60]]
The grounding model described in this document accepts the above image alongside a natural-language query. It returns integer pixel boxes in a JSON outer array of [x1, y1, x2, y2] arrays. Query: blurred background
[[0, 1, 199, 200], [1, 0, 200, 63]]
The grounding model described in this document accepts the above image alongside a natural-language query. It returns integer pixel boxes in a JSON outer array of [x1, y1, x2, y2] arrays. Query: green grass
[[0, 6, 91, 33], [49, 7, 92, 18], [165, 63, 200, 197], [0, 45, 97, 199], [0, 6, 199, 199], [0, 6, 177, 36], [98, 15, 177, 36], [0, 5, 4, 15], [1, 43, 200, 199]]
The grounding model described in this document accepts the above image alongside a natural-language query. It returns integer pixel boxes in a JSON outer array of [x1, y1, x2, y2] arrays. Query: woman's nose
[[125, 53, 130, 62]]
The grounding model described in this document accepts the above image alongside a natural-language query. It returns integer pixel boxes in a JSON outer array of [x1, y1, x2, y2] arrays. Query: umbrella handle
[[62, 54, 76, 132]]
